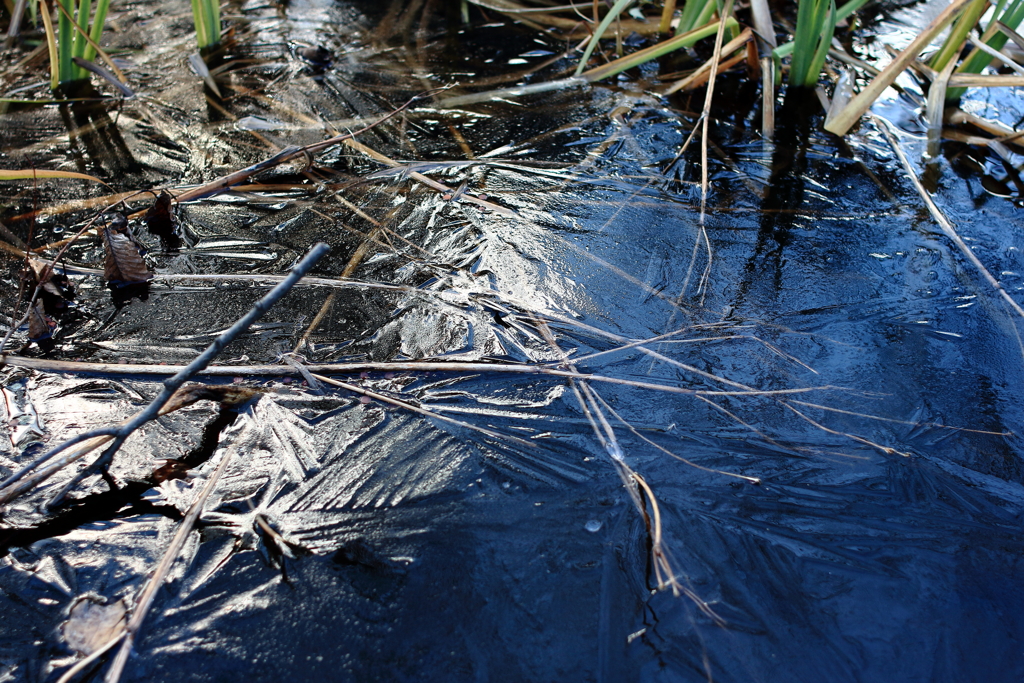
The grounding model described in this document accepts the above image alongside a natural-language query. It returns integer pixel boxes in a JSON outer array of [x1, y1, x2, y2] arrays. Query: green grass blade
[[191, 0, 209, 48], [677, 0, 716, 35], [789, 0, 822, 86], [211, 0, 221, 46], [803, 0, 836, 87], [57, 0, 74, 83], [835, 0, 872, 23], [574, 0, 637, 76], [203, 0, 218, 47], [930, 0, 987, 72], [71, 0, 90, 79], [82, 0, 111, 62], [582, 17, 737, 81]]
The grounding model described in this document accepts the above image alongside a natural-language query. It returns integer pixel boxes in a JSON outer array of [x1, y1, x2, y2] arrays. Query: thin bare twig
[[0, 354, 842, 397]]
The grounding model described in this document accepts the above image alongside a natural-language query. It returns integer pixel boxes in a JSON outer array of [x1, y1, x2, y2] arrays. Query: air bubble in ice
[[606, 442, 624, 461]]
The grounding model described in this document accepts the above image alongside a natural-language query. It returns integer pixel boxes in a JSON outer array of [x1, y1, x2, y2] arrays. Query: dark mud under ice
[[3, 1, 1024, 681]]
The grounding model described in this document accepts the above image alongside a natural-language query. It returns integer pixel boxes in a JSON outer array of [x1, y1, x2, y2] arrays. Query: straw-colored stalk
[[824, 0, 975, 136]]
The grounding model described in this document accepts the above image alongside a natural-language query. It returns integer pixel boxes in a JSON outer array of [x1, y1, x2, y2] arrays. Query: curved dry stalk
[[780, 400, 910, 457], [632, 471, 723, 622]]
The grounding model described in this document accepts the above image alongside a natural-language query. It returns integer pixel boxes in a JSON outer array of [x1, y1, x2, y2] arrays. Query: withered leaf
[[22, 259, 75, 313], [102, 226, 153, 285], [27, 300, 56, 341], [158, 383, 265, 416], [145, 191, 181, 254], [62, 596, 127, 655], [145, 191, 174, 235]]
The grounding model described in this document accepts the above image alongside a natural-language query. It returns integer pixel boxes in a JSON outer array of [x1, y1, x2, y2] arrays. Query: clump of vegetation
[[22, 0, 220, 92], [38, 0, 113, 89]]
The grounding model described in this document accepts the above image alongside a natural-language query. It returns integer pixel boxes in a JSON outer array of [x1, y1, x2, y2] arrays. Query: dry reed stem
[[0, 354, 839, 396], [945, 109, 1024, 151], [947, 73, 1024, 86], [824, 0, 975, 136], [699, 0, 735, 220], [926, 49, 959, 155], [665, 51, 749, 94], [968, 31, 1024, 75]]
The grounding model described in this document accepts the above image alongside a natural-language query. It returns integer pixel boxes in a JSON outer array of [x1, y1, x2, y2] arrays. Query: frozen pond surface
[[2, 0, 1024, 680]]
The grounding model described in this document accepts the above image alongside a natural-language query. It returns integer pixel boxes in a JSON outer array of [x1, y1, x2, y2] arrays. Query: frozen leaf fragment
[[27, 300, 56, 341], [62, 596, 127, 655], [102, 218, 152, 286], [159, 383, 265, 416], [22, 259, 75, 313], [145, 190, 181, 253]]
